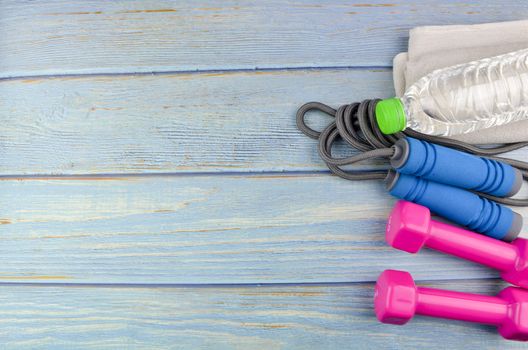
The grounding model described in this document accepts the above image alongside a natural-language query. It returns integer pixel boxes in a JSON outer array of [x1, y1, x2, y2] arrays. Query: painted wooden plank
[[0, 69, 392, 175], [0, 279, 523, 349], [1, 1, 527, 78], [2, 174, 523, 284], [2, 69, 527, 176]]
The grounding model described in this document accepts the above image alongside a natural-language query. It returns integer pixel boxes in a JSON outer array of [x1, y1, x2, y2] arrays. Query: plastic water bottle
[[375, 48, 528, 136]]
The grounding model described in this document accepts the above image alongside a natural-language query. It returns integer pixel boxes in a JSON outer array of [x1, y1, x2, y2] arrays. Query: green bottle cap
[[375, 98, 406, 134]]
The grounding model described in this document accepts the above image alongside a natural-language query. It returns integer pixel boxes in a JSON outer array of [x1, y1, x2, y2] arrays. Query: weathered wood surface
[[1, 69, 527, 176], [0, 69, 392, 175], [1, 1, 527, 78], [1, 174, 518, 284], [2, 1, 527, 348], [0, 279, 523, 349]]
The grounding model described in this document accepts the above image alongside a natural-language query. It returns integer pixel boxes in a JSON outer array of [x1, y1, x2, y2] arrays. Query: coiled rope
[[296, 99, 528, 206]]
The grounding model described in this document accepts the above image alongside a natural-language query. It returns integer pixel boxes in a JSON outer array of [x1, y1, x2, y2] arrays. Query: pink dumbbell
[[375, 269, 528, 341], [386, 200, 528, 288]]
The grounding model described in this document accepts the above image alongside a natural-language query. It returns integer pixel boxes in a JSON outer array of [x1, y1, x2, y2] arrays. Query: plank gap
[[0, 277, 504, 289], [0, 65, 391, 82]]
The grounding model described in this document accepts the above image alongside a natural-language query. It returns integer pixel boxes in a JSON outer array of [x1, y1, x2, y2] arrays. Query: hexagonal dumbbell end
[[374, 269, 528, 341], [385, 200, 431, 253], [387, 200, 528, 289], [499, 287, 528, 341], [502, 238, 528, 288], [374, 270, 417, 324]]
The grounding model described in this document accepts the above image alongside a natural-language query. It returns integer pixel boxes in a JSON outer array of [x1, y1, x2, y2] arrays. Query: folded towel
[[393, 20, 528, 144]]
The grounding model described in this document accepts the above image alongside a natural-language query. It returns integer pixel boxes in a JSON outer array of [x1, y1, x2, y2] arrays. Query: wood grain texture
[[0, 69, 393, 175], [2, 69, 527, 176], [2, 174, 521, 284], [1, 1, 527, 78], [2, 1, 527, 347], [0, 280, 524, 349]]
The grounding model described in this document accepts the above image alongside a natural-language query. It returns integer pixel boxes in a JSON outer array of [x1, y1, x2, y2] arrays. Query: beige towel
[[393, 20, 528, 144]]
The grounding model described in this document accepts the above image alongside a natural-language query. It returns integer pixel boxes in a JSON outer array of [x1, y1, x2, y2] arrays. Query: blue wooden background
[[1, 1, 528, 348]]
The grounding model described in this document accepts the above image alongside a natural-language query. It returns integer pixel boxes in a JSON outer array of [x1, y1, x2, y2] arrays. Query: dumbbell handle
[[416, 286, 507, 325], [425, 219, 518, 272]]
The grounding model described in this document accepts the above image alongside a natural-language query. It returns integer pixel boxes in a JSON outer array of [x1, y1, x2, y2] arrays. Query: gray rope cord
[[296, 99, 528, 206]]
